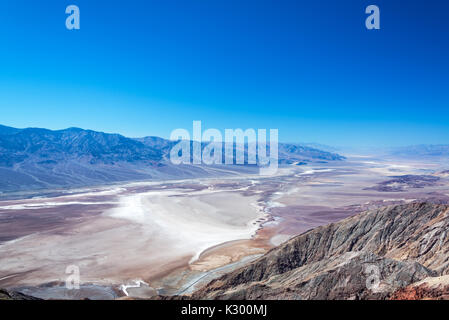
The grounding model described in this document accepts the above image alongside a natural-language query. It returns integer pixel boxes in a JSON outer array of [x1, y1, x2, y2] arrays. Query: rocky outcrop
[[0, 288, 41, 300], [390, 275, 449, 300], [191, 202, 449, 300]]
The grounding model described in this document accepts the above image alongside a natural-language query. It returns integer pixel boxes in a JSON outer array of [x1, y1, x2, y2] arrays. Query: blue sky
[[0, 0, 448, 147]]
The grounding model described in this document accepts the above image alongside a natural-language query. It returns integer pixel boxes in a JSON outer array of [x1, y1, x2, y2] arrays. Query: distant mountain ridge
[[0, 124, 344, 193], [388, 144, 449, 158], [0, 125, 21, 136], [0, 125, 163, 166]]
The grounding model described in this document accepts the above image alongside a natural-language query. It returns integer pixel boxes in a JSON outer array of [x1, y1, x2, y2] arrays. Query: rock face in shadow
[[191, 202, 449, 300], [0, 288, 41, 300]]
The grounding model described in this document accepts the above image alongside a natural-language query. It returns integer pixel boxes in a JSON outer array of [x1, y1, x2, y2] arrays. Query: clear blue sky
[[0, 0, 448, 147]]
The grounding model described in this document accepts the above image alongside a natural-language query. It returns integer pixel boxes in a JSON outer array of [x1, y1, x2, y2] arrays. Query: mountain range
[[0, 124, 344, 193], [387, 144, 449, 158]]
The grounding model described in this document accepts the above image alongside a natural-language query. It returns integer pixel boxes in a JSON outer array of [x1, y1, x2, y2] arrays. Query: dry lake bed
[[1, 156, 448, 299]]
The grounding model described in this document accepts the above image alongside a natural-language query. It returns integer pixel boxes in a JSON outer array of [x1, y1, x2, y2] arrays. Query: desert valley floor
[[1, 156, 448, 299]]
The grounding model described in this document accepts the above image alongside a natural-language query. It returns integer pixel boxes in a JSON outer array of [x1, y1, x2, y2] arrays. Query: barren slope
[[191, 202, 449, 299]]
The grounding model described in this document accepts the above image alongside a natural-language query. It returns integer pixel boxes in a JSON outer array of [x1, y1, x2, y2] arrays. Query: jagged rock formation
[[191, 202, 449, 300], [0, 288, 41, 300]]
